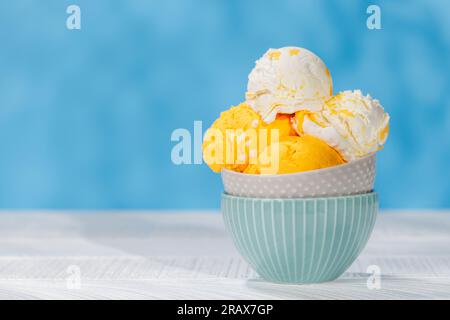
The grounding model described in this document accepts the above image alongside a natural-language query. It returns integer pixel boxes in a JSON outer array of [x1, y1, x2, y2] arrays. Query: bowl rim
[[221, 153, 375, 178], [222, 191, 377, 202]]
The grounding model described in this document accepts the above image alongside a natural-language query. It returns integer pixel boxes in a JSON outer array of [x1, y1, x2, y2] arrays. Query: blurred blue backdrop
[[0, 0, 449, 209]]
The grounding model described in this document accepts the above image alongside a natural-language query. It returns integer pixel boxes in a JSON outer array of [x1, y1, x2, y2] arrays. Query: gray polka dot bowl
[[221, 154, 375, 198]]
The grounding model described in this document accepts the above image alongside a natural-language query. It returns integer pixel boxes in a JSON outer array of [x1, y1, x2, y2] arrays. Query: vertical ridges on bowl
[[221, 193, 378, 284]]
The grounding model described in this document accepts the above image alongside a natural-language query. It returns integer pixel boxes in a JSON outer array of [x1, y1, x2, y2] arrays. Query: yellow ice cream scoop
[[203, 103, 259, 173], [244, 135, 345, 175], [257, 113, 298, 143], [203, 104, 297, 173]]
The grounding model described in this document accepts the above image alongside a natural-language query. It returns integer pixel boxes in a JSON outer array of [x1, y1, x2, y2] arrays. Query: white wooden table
[[0, 211, 449, 299]]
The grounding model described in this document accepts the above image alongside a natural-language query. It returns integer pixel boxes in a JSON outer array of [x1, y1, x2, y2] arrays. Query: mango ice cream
[[202, 103, 297, 173], [244, 135, 345, 175], [202, 46, 389, 175]]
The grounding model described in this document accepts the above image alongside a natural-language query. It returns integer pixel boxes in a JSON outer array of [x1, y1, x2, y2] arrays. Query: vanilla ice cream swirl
[[295, 90, 390, 161], [246, 47, 333, 124]]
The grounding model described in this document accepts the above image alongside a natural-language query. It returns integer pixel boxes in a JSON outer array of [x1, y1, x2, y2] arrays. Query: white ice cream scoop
[[246, 47, 333, 123], [294, 90, 390, 161]]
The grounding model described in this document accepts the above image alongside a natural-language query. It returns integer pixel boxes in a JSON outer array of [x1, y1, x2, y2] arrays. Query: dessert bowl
[[221, 154, 375, 198], [221, 192, 378, 284]]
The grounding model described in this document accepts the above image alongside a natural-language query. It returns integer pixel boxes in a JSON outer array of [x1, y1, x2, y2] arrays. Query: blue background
[[0, 0, 449, 209]]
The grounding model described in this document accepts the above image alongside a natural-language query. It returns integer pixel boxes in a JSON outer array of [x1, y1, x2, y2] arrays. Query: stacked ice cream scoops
[[203, 46, 389, 198], [203, 47, 390, 284]]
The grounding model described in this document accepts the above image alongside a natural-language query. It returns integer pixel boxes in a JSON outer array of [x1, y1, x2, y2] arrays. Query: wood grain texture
[[0, 211, 449, 299]]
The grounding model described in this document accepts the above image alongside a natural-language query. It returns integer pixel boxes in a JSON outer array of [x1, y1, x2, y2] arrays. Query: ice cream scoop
[[244, 135, 345, 175], [257, 113, 297, 142], [292, 90, 390, 161], [202, 104, 297, 173], [246, 47, 333, 124], [203, 103, 260, 173]]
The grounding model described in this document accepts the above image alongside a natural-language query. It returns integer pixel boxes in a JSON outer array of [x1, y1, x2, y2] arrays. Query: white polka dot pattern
[[221, 154, 376, 198]]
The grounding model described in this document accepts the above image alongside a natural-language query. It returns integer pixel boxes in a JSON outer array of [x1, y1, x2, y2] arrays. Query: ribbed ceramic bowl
[[222, 192, 378, 284], [222, 154, 375, 198]]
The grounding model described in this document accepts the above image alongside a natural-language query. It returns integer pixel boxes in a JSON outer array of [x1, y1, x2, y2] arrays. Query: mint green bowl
[[222, 192, 378, 284]]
